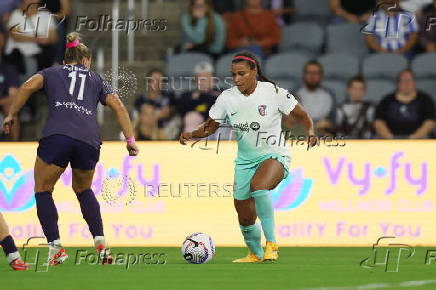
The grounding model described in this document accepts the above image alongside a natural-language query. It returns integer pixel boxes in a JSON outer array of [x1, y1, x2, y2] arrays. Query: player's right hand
[[179, 132, 192, 145], [2, 114, 14, 135], [126, 143, 139, 156]]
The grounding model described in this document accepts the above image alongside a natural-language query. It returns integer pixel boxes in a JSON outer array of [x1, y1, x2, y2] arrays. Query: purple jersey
[[38, 64, 113, 149]]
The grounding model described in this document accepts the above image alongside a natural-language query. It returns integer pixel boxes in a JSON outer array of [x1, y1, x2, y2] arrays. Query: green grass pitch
[[2, 247, 436, 290]]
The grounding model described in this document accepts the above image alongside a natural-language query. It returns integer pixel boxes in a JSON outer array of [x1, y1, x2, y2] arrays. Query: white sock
[[48, 239, 62, 260], [94, 236, 106, 248], [7, 251, 20, 264]]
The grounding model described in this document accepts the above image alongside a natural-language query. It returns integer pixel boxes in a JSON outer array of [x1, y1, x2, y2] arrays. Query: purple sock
[[76, 189, 104, 238], [35, 191, 60, 243], [1, 235, 17, 256]]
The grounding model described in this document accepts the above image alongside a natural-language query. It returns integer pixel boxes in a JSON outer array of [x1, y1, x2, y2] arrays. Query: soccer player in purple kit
[[2, 32, 139, 266]]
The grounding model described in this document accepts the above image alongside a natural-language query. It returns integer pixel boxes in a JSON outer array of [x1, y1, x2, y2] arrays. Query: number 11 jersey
[[37, 64, 113, 149]]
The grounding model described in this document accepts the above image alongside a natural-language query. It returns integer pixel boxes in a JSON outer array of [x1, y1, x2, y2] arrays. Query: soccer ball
[[181, 232, 215, 264]]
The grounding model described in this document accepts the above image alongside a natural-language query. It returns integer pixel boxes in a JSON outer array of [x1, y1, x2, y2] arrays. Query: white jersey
[[209, 81, 298, 164]]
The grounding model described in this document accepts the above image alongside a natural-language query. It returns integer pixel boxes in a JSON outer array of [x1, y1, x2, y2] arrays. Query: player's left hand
[[2, 114, 14, 135], [307, 135, 318, 150], [126, 143, 139, 156]]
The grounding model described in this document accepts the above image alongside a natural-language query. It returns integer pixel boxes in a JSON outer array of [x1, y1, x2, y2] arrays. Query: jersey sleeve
[[98, 75, 114, 106], [37, 67, 50, 89], [277, 87, 298, 115], [209, 93, 227, 123]]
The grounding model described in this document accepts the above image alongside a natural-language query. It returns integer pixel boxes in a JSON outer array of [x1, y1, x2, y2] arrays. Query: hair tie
[[66, 40, 79, 48], [233, 56, 256, 65]]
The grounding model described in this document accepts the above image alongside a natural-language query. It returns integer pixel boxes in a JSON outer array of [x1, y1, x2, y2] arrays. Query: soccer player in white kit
[[180, 52, 316, 262]]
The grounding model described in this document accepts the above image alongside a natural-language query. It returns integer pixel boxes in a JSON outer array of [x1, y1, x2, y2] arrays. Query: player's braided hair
[[232, 51, 278, 93], [64, 32, 91, 64]]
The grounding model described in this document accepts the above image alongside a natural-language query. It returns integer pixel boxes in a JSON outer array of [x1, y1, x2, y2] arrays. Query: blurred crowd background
[[1, 0, 436, 141]]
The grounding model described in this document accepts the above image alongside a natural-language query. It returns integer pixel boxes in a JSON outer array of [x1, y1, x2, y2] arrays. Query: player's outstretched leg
[[232, 198, 263, 263], [34, 157, 68, 266], [250, 158, 284, 261], [73, 169, 112, 265], [0, 213, 28, 270]]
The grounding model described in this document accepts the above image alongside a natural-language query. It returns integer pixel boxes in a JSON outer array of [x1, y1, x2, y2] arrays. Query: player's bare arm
[[2, 74, 44, 134], [106, 93, 139, 156], [179, 117, 220, 145], [287, 103, 318, 148]]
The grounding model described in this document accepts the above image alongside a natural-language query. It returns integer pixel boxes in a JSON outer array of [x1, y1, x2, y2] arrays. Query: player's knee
[[250, 182, 269, 192], [34, 185, 54, 193], [0, 225, 9, 241], [72, 184, 88, 194], [239, 216, 256, 227]]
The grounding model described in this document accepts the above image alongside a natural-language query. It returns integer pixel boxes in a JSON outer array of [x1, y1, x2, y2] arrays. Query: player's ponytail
[[64, 32, 91, 64], [232, 51, 278, 93]]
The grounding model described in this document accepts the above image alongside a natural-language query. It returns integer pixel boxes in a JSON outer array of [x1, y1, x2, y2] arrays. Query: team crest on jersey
[[258, 105, 267, 116]]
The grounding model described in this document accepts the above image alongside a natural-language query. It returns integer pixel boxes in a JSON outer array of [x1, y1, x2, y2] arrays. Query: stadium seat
[[411, 53, 436, 80], [294, 0, 331, 22], [279, 23, 324, 55], [264, 52, 309, 82], [322, 80, 347, 105], [365, 80, 396, 103], [362, 54, 408, 81], [416, 80, 436, 100], [326, 23, 369, 58], [275, 79, 298, 92], [166, 53, 213, 77], [215, 53, 234, 79], [318, 53, 360, 82]]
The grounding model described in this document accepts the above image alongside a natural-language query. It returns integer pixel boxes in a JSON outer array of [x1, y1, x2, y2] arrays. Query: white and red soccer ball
[[181, 233, 215, 264]]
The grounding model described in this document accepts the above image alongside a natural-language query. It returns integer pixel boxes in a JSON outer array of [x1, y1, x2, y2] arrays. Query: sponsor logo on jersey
[[250, 122, 260, 131]]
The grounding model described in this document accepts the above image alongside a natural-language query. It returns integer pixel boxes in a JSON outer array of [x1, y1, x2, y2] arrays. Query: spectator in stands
[[364, 0, 418, 56], [133, 69, 177, 140], [181, 0, 226, 57], [211, 0, 243, 14], [330, 0, 376, 23], [375, 70, 436, 139], [0, 31, 20, 141], [134, 101, 158, 141], [177, 61, 220, 124], [226, 0, 281, 58], [5, 0, 58, 79], [295, 60, 336, 136], [40, 0, 71, 64], [418, 0, 436, 52], [269, 0, 294, 26], [336, 76, 375, 139]]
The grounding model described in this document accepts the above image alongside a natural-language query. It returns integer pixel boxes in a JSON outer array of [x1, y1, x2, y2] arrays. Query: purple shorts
[[37, 134, 100, 170]]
